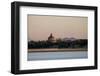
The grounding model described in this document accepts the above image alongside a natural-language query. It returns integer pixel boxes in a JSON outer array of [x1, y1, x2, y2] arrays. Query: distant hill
[[62, 37, 76, 41]]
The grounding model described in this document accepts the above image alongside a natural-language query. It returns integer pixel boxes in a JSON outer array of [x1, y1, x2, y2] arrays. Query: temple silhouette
[[48, 33, 56, 43]]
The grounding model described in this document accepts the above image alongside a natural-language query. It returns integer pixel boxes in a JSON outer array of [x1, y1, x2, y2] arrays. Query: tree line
[[28, 39, 87, 49]]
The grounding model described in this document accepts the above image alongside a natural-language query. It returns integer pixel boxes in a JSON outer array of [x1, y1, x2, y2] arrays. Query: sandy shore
[[28, 48, 87, 52]]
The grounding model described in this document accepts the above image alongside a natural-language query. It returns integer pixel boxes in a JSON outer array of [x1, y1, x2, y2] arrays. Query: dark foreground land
[[28, 39, 87, 53]]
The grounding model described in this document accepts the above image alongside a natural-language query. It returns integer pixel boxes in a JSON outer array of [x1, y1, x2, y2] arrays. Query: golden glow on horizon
[[28, 15, 88, 41]]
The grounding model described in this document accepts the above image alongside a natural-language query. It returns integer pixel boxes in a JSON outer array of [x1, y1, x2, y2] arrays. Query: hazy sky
[[28, 15, 88, 41]]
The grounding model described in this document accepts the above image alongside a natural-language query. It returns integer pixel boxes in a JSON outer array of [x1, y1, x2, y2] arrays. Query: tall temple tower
[[48, 33, 55, 43]]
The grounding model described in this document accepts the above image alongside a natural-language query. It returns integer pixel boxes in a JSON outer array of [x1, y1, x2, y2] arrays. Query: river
[[28, 50, 87, 61]]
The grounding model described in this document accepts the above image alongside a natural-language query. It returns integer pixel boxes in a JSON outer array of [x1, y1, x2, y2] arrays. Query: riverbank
[[28, 48, 87, 52]]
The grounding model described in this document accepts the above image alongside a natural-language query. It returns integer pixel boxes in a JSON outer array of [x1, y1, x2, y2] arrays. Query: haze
[[28, 15, 88, 41]]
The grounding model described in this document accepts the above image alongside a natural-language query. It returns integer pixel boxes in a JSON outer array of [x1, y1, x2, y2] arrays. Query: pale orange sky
[[28, 15, 88, 41]]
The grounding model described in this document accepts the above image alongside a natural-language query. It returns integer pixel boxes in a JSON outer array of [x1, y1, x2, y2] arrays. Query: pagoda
[[48, 33, 55, 43]]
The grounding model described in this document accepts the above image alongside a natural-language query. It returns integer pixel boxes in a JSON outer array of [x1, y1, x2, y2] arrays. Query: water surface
[[28, 50, 87, 61]]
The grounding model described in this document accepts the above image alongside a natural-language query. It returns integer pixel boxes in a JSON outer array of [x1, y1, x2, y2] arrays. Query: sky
[[28, 15, 88, 41]]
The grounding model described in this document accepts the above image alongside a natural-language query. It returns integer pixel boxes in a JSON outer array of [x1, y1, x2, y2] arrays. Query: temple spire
[[50, 33, 53, 38]]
